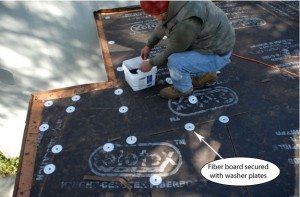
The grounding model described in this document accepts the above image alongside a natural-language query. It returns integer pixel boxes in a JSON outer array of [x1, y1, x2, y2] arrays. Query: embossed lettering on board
[[130, 20, 157, 33], [231, 17, 266, 29], [168, 86, 238, 117], [89, 142, 182, 177], [249, 39, 299, 76]]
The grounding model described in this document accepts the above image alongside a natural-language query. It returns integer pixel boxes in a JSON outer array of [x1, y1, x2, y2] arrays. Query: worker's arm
[[147, 23, 166, 48], [149, 17, 202, 67], [141, 23, 166, 60]]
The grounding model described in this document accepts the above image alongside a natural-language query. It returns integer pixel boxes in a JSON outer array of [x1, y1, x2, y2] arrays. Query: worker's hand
[[140, 45, 151, 60], [139, 60, 152, 72]]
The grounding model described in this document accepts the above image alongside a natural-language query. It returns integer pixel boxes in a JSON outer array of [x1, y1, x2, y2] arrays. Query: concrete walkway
[[0, 1, 138, 158], [0, 1, 138, 196], [0, 176, 15, 197]]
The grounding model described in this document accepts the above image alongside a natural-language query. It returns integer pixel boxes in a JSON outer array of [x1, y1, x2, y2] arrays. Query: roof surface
[[15, 1, 299, 197]]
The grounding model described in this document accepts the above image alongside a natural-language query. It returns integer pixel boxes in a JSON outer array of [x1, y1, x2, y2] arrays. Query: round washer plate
[[44, 164, 56, 174], [185, 123, 195, 131], [165, 77, 173, 84], [163, 36, 168, 40], [108, 41, 115, 45], [119, 106, 128, 113], [51, 145, 63, 154], [188, 95, 198, 104], [219, 116, 229, 123], [117, 67, 124, 72], [150, 175, 162, 185], [114, 89, 123, 95], [103, 143, 114, 152], [72, 95, 81, 102], [126, 136, 137, 144], [44, 101, 53, 107], [66, 106, 75, 113], [39, 124, 49, 132], [105, 16, 110, 19]]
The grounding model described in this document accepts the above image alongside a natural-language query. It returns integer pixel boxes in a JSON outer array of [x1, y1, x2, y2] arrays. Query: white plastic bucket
[[122, 57, 157, 91]]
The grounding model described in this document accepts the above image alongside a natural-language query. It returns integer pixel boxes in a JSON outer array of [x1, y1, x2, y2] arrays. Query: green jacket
[[147, 1, 235, 66]]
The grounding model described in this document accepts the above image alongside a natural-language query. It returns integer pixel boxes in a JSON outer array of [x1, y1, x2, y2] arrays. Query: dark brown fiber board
[[15, 2, 299, 197]]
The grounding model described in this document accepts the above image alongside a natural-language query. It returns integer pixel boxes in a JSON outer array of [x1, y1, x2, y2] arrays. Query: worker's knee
[[167, 53, 181, 70], [168, 53, 183, 81]]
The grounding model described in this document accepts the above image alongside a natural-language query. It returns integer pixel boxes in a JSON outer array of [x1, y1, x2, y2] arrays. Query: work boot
[[159, 86, 193, 99], [192, 72, 218, 88]]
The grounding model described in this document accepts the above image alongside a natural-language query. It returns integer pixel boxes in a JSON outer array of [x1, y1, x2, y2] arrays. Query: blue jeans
[[167, 51, 232, 92]]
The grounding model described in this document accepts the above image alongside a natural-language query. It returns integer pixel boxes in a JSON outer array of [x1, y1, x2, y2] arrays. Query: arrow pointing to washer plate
[[194, 132, 224, 159]]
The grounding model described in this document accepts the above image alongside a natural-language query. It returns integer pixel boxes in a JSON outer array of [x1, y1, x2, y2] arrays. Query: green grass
[[0, 151, 19, 177]]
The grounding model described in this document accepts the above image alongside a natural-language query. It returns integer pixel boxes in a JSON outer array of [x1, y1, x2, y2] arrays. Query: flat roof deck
[[15, 2, 299, 197]]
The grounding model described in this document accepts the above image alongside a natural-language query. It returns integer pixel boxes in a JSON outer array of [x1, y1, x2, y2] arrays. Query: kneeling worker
[[139, 1, 235, 99]]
